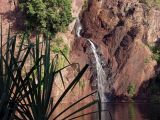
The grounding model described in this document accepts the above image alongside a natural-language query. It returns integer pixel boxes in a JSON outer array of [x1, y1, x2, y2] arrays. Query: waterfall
[[75, 18, 108, 102], [88, 39, 108, 102], [76, 18, 82, 38]]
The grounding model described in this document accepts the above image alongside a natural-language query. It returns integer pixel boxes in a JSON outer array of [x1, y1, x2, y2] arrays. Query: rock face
[[73, 0, 160, 98], [1, 0, 160, 101]]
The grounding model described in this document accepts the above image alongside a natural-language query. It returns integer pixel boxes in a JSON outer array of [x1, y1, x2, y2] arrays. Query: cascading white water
[[88, 39, 108, 102], [76, 18, 108, 102], [76, 18, 82, 38]]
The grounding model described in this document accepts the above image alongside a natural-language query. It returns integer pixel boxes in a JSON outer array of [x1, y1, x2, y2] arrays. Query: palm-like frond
[[0, 21, 101, 120]]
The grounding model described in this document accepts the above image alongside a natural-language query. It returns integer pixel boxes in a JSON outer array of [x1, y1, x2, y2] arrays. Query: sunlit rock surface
[[72, 0, 160, 99]]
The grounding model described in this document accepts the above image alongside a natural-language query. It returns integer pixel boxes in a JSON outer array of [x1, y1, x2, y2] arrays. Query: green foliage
[[51, 37, 70, 69], [82, 0, 88, 11], [63, 44, 70, 57], [127, 83, 136, 97], [148, 44, 160, 63], [51, 37, 69, 55], [0, 23, 100, 119], [19, 0, 73, 34], [144, 57, 151, 64], [139, 0, 160, 7]]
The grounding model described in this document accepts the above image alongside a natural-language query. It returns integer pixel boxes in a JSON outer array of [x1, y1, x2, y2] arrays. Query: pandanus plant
[[0, 21, 101, 120]]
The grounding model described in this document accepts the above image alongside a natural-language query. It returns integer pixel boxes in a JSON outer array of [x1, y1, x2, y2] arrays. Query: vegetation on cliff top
[[19, 0, 73, 34], [139, 0, 160, 7]]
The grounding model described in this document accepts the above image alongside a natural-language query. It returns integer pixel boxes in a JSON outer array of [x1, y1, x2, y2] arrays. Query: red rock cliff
[[72, 0, 160, 98]]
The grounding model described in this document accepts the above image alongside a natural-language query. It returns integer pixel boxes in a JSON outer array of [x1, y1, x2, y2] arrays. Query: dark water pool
[[92, 103, 160, 120], [54, 102, 160, 120]]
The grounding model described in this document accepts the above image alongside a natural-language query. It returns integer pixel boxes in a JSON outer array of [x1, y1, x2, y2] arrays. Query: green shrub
[[144, 57, 151, 64], [82, 0, 88, 10], [52, 38, 69, 54], [127, 83, 136, 97], [19, 0, 73, 34], [63, 44, 69, 57], [148, 44, 160, 63], [139, 0, 160, 7]]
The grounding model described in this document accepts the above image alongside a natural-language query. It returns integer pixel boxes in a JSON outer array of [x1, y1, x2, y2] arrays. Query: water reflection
[[93, 102, 160, 120], [53, 103, 160, 120]]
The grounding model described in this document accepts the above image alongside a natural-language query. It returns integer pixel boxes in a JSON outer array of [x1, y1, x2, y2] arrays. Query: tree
[[19, 0, 73, 34]]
